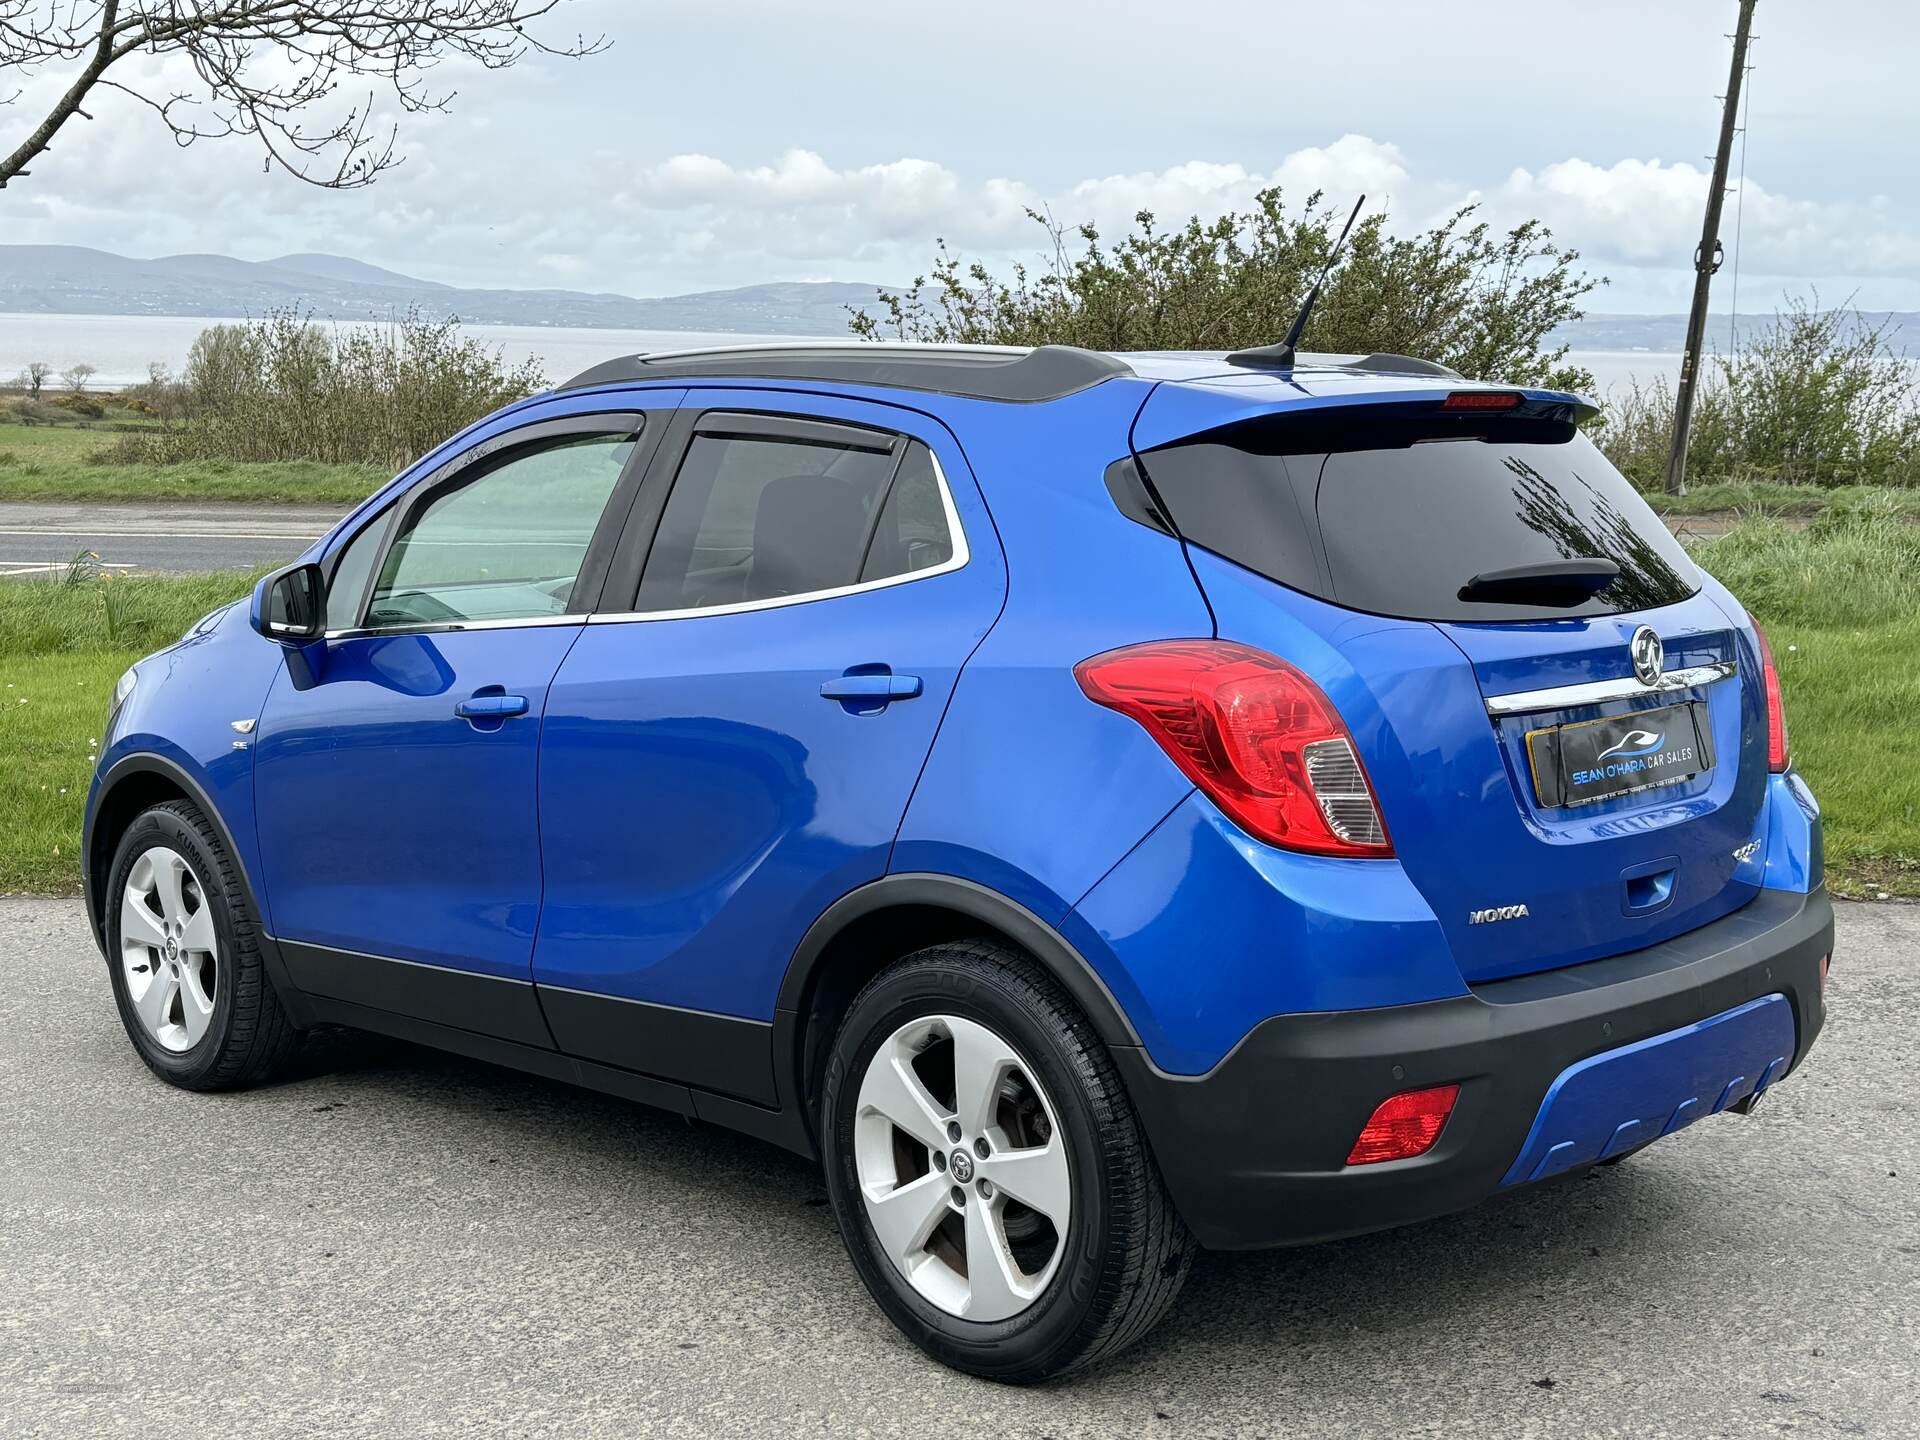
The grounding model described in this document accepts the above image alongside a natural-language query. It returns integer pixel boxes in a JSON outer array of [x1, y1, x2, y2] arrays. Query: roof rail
[[556, 343, 1134, 403]]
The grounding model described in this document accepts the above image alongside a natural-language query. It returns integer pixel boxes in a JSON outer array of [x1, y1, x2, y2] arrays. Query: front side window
[[636, 425, 956, 613], [366, 430, 636, 628]]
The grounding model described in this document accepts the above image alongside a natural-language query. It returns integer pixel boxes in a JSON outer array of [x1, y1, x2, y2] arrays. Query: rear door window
[[635, 418, 957, 612], [1138, 425, 1699, 622]]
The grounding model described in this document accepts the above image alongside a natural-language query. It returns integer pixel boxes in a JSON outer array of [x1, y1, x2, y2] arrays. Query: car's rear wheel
[[821, 940, 1191, 1382], [105, 800, 301, 1090]]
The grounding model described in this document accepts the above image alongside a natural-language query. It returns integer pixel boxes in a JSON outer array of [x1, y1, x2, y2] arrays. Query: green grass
[[0, 419, 118, 462], [1690, 511, 1920, 897], [0, 569, 260, 895], [0, 651, 128, 894], [3, 521, 1917, 898], [0, 417, 388, 504], [0, 454, 386, 505], [1642, 481, 1920, 520]]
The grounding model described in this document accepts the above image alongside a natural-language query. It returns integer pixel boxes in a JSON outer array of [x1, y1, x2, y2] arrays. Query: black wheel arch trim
[[85, 752, 317, 1028], [771, 873, 1146, 1151], [775, 873, 1142, 1045]]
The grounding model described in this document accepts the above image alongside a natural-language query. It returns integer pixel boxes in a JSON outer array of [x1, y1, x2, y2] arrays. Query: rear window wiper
[[1457, 558, 1620, 605]]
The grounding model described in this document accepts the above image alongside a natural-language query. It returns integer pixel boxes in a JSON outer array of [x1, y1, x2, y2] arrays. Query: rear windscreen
[[1137, 424, 1700, 623]]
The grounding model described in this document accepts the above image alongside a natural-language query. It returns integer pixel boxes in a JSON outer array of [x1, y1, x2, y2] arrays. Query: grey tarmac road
[[0, 501, 342, 576], [0, 895, 1914, 1440]]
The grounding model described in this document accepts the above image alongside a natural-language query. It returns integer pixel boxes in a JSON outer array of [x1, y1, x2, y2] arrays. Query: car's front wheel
[[821, 940, 1191, 1382], [105, 800, 301, 1090]]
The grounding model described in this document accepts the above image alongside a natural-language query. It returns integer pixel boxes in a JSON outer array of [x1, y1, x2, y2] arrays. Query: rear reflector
[[1074, 640, 1391, 857], [1820, 951, 1831, 997], [1346, 1084, 1460, 1166], [1748, 613, 1790, 772], [1441, 390, 1523, 411]]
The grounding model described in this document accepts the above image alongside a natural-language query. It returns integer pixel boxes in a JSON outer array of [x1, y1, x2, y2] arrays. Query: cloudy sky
[[5, 0, 1918, 313]]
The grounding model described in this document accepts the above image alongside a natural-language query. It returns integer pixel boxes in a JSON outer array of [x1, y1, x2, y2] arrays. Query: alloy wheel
[[852, 1014, 1071, 1322], [119, 846, 218, 1053]]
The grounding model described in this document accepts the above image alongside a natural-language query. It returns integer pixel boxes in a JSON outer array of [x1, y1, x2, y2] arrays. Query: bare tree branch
[[0, 0, 606, 191]]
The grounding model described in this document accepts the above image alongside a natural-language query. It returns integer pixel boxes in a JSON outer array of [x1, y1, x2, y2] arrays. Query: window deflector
[[337, 411, 647, 634]]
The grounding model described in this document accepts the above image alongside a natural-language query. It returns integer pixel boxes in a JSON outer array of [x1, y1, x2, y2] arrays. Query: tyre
[[821, 940, 1191, 1382], [104, 800, 301, 1090]]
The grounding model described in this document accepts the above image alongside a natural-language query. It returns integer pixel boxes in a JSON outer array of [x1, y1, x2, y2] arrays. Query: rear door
[[532, 392, 1006, 1101], [1133, 392, 1768, 984]]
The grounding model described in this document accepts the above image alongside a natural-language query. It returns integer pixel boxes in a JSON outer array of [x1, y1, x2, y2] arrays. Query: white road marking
[[0, 560, 138, 576], [0, 528, 319, 541]]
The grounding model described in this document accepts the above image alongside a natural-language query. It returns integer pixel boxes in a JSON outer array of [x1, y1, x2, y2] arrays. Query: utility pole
[[1663, 0, 1757, 496]]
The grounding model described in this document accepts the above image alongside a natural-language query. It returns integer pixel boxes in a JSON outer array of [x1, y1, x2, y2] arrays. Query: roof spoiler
[[1225, 349, 1466, 379]]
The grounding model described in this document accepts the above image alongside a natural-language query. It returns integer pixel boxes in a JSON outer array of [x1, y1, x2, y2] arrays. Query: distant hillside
[[0, 245, 896, 335], [4, 244, 1915, 352], [1545, 309, 1920, 353]]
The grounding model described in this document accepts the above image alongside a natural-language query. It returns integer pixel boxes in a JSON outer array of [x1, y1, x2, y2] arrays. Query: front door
[[533, 394, 1007, 1101], [254, 411, 655, 1041]]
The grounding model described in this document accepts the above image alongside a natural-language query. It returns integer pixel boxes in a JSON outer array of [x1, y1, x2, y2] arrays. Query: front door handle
[[455, 693, 530, 720], [819, 673, 923, 702]]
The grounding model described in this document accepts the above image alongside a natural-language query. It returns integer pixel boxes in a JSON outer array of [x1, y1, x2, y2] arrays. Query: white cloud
[[6, 68, 1920, 309], [583, 136, 1414, 286], [1487, 156, 1920, 279]]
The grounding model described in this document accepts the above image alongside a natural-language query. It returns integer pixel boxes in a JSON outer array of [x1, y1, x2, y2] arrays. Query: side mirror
[[250, 562, 327, 643]]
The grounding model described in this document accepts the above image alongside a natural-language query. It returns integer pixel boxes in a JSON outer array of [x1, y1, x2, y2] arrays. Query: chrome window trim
[[322, 613, 585, 641], [588, 448, 971, 626], [1483, 659, 1738, 717]]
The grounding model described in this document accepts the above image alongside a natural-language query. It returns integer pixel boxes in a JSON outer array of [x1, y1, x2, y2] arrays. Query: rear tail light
[[1749, 614, 1790, 772], [1073, 640, 1391, 857], [1346, 1084, 1460, 1166]]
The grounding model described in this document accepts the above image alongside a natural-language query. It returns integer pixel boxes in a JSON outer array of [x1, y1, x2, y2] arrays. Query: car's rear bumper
[[1116, 884, 1833, 1250]]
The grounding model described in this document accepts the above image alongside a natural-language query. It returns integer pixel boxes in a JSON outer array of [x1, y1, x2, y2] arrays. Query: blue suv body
[[86, 344, 1832, 1381]]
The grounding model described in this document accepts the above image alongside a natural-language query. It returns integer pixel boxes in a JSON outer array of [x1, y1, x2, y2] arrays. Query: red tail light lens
[[1749, 614, 1790, 772], [1074, 640, 1391, 857], [1346, 1084, 1460, 1166]]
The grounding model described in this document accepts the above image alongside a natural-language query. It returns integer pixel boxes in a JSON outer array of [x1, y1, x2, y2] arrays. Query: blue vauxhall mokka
[[85, 343, 1831, 1381]]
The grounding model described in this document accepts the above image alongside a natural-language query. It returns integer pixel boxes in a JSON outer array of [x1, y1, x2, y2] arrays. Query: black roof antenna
[[1226, 194, 1365, 370]]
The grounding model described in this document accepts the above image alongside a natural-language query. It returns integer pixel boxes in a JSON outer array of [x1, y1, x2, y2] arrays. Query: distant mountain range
[[0, 245, 897, 335], [2, 244, 1915, 351]]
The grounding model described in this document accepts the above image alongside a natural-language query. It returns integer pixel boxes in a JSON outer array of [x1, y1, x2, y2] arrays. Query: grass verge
[[1, 419, 386, 504], [1642, 481, 1920, 520], [2, 521, 1915, 897], [0, 651, 127, 894], [0, 449, 385, 508], [1690, 511, 1920, 897], [1, 570, 260, 895]]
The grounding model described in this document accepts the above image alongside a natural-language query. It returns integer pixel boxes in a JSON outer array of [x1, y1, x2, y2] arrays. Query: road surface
[[0, 501, 341, 576], [0, 895, 1913, 1438]]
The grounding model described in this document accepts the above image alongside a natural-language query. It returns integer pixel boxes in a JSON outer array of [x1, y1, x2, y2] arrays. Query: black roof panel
[[557, 343, 1134, 402]]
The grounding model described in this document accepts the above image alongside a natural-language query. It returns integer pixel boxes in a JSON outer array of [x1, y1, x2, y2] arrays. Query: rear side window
[[1138, 425, 1699, 622], [859, 444, 955, 582], [636, 425, 956, 612]]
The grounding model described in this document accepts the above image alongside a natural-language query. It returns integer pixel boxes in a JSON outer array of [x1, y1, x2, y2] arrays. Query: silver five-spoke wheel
[[853, 1014, 1072, 1322], [119, 846, 218, 1053]]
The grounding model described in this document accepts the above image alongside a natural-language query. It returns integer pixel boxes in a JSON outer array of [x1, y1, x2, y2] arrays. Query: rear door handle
[[819, 673, 923, 701], [455, 693, 530, 720]]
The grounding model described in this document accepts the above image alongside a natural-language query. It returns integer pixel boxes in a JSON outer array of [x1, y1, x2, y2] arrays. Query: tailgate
[[1132, 379, 1770, 984]]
